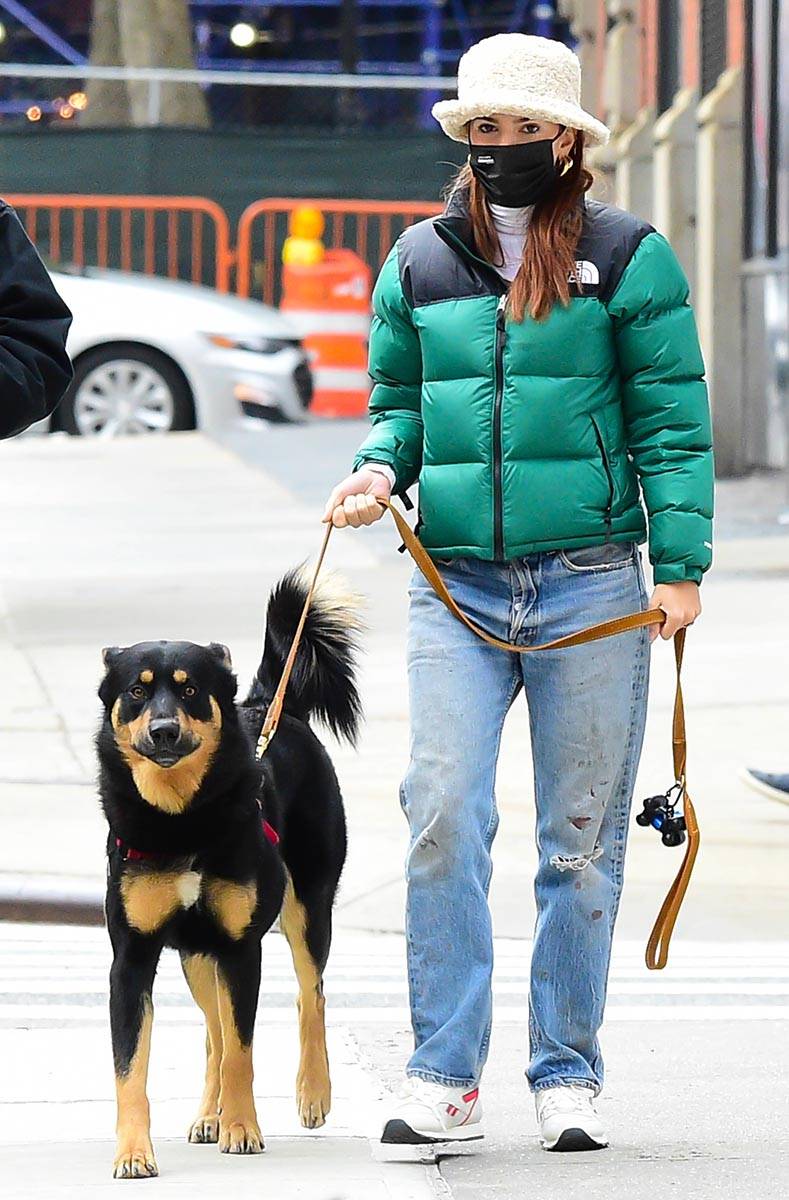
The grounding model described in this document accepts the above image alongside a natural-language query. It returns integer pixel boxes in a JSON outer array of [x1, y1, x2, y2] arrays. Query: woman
[[324, 33, 713, 1153]]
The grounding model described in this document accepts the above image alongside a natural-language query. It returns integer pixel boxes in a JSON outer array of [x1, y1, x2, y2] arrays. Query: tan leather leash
[[257, 496, 699, 970], [255, 520, 333, 758], [644, 627, 700, 970]]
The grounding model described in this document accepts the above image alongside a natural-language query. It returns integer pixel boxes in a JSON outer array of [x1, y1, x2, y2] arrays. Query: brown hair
[[448, 131, 594, 322]]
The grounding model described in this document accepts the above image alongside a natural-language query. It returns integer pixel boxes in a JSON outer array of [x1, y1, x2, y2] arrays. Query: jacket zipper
[[434, 218, 509, 558], [590, 413, 614, 541], [493, 294, 507, 560]]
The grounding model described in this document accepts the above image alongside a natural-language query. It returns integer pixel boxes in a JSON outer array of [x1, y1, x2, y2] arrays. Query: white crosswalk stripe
[[1, 924, 788, 1027]]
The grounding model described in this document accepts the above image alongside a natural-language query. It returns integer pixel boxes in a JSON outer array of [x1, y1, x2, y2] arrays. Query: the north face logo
[[568, 260, 600, 286]]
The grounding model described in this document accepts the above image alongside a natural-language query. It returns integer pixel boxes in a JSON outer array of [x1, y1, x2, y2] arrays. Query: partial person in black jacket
[[0, 200, 73, 438]]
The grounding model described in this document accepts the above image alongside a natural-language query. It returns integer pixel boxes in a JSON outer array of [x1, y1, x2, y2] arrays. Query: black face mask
[[468, 132, 563, 207]]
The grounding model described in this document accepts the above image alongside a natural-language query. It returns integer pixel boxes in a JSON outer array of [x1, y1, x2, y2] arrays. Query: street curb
[[425, 1163, 455, 1197], [0, 874, 104, 925]]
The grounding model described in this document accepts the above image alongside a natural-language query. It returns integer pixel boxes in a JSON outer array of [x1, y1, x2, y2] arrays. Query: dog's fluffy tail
[[244, 566, 364, 744]]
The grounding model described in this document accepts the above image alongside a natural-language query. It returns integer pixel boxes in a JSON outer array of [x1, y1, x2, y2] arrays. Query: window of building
[[700, 0, 727, 96], [657, 0, 680, 114], [744, 0, 781, 259]]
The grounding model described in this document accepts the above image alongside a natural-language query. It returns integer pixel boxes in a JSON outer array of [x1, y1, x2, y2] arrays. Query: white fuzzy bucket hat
[[432, 33, 610, 148]]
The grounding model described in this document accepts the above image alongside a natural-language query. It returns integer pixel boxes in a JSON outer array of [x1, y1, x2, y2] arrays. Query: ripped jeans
[[401, 541, 650, 1094]]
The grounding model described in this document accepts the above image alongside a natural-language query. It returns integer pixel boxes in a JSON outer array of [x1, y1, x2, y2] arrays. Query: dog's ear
[[98, 643, 121, 705], [102, 646, 122, 670], [99, 647, 123, 707], [207, 643, 232, 671]]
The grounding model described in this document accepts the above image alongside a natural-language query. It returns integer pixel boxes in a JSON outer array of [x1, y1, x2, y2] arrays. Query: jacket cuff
[[652, 564, 704, 585], [353, 452, 399, 487]]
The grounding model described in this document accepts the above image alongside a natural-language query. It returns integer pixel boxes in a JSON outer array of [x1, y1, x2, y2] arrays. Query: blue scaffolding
[[0, 2, 566, 126], [188, 3, 554, 74]]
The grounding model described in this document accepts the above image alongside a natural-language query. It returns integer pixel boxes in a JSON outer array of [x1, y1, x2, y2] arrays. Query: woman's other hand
[[322, 467, 392, 528], [648, 581, 701, 642]]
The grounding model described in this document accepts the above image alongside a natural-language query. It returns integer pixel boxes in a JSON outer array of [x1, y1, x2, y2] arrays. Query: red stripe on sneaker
[[446, 1105, 459, 1117], [459, 1088, 479, 1126]]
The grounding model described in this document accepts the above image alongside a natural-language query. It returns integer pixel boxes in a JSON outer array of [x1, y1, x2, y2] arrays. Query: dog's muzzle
[[135, 717, 200, 767]]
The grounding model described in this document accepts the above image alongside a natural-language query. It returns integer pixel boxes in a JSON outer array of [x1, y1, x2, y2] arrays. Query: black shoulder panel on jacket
[[394, 199, 654, 310], [396, 216, 502, 308], [577, 200, 654, 304], [0, 201, 73, 439]]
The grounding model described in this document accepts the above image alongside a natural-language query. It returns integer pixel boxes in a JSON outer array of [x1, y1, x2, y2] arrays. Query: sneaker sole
[[381, 1118, 484, 1145], [543, 1127, 608, 1153], [740, 769, 789, 807]]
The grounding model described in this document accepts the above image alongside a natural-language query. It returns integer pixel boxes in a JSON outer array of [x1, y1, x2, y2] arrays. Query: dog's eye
[[183, 685, 197, 697], [129, 685, 146, 700]]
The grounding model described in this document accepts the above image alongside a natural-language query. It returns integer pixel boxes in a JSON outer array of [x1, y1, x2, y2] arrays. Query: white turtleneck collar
[[487, 203, 533, 281], [488, 203, 534, 232]]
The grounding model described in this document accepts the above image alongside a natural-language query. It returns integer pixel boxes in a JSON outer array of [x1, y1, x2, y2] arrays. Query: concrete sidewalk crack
[[1, 607, 88, 783]]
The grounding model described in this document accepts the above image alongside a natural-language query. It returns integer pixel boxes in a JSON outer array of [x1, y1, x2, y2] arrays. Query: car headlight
[[203, 333, 299, 354]]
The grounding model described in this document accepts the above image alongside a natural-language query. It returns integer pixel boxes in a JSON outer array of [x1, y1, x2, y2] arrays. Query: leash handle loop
[[644, 626, 700, 970]]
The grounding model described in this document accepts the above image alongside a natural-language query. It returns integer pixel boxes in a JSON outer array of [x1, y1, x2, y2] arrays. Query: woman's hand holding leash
[[323, 467, 392, 528], [324, 477, 702, 647], [648, 582, 701, 642]]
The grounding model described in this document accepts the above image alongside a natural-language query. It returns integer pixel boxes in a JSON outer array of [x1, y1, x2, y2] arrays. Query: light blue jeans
[[401, 540, 651, 1094]]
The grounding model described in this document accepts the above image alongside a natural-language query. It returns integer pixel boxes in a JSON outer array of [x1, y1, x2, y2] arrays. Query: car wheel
[[57, 345, 195, 437]]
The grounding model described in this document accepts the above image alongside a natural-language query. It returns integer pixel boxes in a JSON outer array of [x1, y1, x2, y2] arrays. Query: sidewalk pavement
[[1, 427, 789, 1199], [0, 923, 443, 1200], [3, 429, 788, 942]]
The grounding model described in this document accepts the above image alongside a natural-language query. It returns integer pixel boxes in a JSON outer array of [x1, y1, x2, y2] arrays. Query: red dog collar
[[116, 817, 279, 861], [261, 818, 280, 846], [115, 839, 159, 862]]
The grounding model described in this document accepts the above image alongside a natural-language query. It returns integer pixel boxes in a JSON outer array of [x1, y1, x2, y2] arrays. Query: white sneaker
[[535, 1084, 608, 1151], [379, 1077, 483, 1156]]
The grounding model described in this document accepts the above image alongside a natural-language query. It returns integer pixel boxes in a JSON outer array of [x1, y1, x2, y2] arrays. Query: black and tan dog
[[96, 569, 361, 1178]]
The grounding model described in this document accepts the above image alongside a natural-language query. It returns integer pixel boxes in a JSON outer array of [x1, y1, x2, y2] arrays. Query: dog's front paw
[[188, 1113, 220, 1144], [297, 1073, 331, 1129], [218, 1114, 264, 1154], [113, 1136, 158, 1179]]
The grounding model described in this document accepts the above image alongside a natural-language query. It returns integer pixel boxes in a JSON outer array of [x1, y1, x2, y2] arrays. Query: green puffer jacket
[[352, 194, 714, 584]]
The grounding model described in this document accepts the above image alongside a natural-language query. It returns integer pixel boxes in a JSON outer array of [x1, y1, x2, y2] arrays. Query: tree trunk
[[81, 0, 130, 127], [83, 0, 210, 128]]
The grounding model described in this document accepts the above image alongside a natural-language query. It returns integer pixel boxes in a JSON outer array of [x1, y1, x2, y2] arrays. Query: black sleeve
[[0, 202, 73, 439]]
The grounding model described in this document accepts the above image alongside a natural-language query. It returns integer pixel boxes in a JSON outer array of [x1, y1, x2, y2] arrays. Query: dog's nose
[[149, 718, 180, 749]]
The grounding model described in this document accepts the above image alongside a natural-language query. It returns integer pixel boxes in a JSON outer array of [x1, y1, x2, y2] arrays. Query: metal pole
[[339, 0, 359, 75], [420, 0, 442, 129], [338, 0, 361, 126], [0, 63, 456, 91], [147, 77, 162, 126]]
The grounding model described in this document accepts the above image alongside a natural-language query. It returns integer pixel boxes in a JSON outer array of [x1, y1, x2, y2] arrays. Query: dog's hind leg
[[110, 939, 161, 1179], [214, 941, 264, 1154], [181, 954, 223, 1145], [280, 876, 332, 1129]]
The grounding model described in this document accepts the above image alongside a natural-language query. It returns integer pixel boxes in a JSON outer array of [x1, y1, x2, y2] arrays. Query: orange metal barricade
[[4, 194, 234, 293], [5, 192, 444, 417], [236, 198, 441, 304]]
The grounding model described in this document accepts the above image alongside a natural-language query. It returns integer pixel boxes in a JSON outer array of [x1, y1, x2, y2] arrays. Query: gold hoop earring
[[560, 158, 572, 177]]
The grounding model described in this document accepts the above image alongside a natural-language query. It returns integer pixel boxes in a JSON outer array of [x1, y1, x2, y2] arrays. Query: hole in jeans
[[550, 844, 603, 872]]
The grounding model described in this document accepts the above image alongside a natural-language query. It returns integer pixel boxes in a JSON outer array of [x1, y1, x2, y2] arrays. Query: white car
[[46, 266, 313, 436]]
